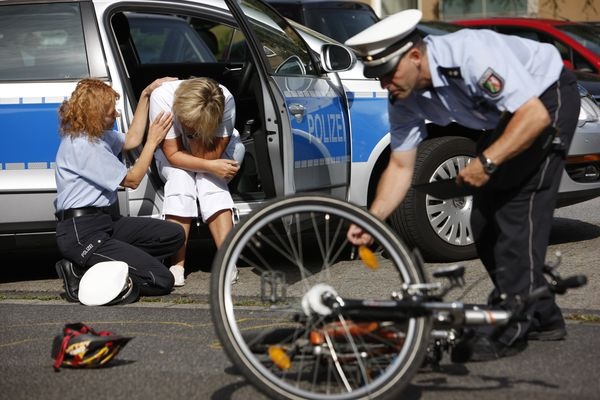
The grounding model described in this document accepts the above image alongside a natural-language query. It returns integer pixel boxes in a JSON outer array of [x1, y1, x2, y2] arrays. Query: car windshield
[[556, 23, 600, 55], [304, 8, 378, 43]]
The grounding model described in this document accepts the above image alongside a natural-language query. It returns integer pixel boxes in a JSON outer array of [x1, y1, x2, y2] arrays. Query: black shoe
[[452, 335, 527, 362], [527, 325, 567, 341], [55, 259, 83, 303]]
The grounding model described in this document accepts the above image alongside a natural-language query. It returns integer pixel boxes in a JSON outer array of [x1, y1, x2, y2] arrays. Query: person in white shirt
[[150, 78, 245, 287]]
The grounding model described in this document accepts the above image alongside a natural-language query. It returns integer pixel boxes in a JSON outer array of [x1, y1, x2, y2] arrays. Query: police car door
[[225, 0, 350, 198]]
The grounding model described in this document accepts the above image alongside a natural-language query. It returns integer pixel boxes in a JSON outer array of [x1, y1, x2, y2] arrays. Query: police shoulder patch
[[478, 68, 504, 96]]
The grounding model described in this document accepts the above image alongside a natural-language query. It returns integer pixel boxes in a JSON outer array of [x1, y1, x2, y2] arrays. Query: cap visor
[[362, 55, 401, 79]]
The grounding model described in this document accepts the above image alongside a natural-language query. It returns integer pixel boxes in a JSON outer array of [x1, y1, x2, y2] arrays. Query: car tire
[[389, 136, 478, 262]]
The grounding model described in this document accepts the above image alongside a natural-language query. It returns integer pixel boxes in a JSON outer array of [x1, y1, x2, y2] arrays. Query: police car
[[0, 0, 357, 248], [1, 0, 600, 262]]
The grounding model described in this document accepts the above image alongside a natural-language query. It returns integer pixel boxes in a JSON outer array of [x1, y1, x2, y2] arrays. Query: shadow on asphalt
[[1, 216, 597, 283], [550, 217, 600, 245]]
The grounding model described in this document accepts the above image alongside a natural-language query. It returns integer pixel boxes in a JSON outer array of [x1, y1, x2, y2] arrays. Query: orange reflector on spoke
[[566, 154, 600, 164], [268, 345, 291, 370], [358, 245, 378, 270], [310, 330, 325, 345]]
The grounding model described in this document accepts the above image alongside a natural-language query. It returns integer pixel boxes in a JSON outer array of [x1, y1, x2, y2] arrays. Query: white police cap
[[345, 9, 423, 78], [78, 261, 139, 306]]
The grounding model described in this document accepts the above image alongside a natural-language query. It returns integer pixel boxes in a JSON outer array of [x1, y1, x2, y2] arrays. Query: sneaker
[[231, 265, 239, 285], [55, 259, 83, 303], [169, 265, 185, 287], [527, 325, 567, 341]]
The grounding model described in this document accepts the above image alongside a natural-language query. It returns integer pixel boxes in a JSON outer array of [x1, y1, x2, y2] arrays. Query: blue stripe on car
[[346, 92, 390, 163], [0, 101, 61, 170]]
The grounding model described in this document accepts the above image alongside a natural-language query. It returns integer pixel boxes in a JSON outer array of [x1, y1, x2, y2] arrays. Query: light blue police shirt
[[389, 29, 564, 152], [54, 130, 127, 211]]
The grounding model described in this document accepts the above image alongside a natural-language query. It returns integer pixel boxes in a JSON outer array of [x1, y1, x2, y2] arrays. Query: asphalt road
[[1, 197, 600, 399], [0, 301, 598, 400]]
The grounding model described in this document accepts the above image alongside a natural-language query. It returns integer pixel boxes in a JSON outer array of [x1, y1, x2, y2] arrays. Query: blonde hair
[[173, 77, 224, 145], [59, 79, 120, 139]]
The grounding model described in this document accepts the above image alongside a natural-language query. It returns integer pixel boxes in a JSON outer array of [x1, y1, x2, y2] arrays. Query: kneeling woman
[[54, 77, 184, 303]]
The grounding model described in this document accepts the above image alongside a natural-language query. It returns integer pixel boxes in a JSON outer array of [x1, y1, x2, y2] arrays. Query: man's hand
[[457, 157, 490, 187], [347, 224, 374, 246]]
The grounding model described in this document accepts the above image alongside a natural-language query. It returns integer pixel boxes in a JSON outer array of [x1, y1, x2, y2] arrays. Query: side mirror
[[320, 43, 356, 72]]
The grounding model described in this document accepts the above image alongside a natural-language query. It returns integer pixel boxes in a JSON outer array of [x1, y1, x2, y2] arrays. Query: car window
[[557, 24, 600, 55], [495, 26, 541, 41], [239, 0, 317, 76], [417, 21, 463, 36], [126, 13, 216, 64], [187, 18, 248, 63], [572, 51, 595, 72], [0, 3, 88, 81]]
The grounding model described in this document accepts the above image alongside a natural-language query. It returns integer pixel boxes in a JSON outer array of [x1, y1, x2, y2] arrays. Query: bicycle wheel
[[211, 195, 431, 400]]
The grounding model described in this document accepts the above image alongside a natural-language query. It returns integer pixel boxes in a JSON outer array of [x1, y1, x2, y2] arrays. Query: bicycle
[[209, 194, 586, 400]]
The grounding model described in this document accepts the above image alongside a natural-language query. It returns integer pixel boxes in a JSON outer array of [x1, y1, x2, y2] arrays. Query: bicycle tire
[[210, 195, 431, 400]]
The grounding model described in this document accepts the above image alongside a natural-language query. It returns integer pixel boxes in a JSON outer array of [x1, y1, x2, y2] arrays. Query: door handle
[[288, 103, 305, 123]]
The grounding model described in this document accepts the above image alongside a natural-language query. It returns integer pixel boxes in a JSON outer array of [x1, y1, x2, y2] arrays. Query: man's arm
[[347, 148, 417, 245], [458, 97, 551, 187], [370, 148, 417, 220]]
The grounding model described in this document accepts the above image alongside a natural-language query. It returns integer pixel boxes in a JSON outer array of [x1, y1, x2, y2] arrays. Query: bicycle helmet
[[78, 261, 139, 306], [51, 323, 133, 371]]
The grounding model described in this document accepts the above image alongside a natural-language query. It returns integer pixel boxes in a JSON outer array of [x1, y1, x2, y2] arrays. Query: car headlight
[[579, 94, 600, 126], [578, 83, 600, 126]]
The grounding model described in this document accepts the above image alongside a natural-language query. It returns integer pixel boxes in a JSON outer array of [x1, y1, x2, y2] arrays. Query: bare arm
[[458, 97, 551, 187], [187, 136, 230, 160], [121, 112, 173, 189], [161, 136, 239, 181], [124, 77, 177, 151], [347, 149, 417, 245]]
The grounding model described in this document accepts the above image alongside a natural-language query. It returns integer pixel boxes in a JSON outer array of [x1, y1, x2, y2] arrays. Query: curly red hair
[[59, 79, 120, 139]]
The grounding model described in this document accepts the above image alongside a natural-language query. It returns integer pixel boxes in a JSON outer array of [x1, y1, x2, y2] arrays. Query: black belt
[[55, 206, 113, 221]]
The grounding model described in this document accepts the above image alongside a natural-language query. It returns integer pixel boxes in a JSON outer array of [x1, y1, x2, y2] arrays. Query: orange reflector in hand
[[268, 346, 291, 370], [358, 245, 378, 270]]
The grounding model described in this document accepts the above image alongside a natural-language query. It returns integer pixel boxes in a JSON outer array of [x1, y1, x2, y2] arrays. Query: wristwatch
[[478, 153, 497, 175]]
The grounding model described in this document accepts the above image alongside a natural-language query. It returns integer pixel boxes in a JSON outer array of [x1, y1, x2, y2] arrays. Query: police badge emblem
[[478, 68, 504, 96]]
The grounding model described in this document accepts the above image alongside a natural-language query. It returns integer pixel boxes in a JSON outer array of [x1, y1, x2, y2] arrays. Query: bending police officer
[[345, 10, 580, 361]]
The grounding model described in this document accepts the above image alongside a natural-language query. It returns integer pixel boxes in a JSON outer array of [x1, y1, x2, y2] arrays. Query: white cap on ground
[[78, 261, 133, 306]]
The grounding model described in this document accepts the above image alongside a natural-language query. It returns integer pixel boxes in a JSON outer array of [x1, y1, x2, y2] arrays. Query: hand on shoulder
[[142, 77, 178, 98]]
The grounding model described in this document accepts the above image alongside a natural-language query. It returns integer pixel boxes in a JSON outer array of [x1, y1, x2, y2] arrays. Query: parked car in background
[[455, 18, 600, 75], [265, 0, 379, 43]]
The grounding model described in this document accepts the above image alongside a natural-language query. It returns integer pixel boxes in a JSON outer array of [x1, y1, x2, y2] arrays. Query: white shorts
[[156, 133, 245, 222]]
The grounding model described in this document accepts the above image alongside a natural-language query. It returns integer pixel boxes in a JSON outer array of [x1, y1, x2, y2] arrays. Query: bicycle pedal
[[433, 265, 465, 281]]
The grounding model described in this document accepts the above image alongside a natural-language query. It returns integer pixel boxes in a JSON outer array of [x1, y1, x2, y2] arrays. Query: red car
[[455, 17, 600, 75]]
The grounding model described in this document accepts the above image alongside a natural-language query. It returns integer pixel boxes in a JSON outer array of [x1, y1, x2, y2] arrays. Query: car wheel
[[389, 136, 478, 261]]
